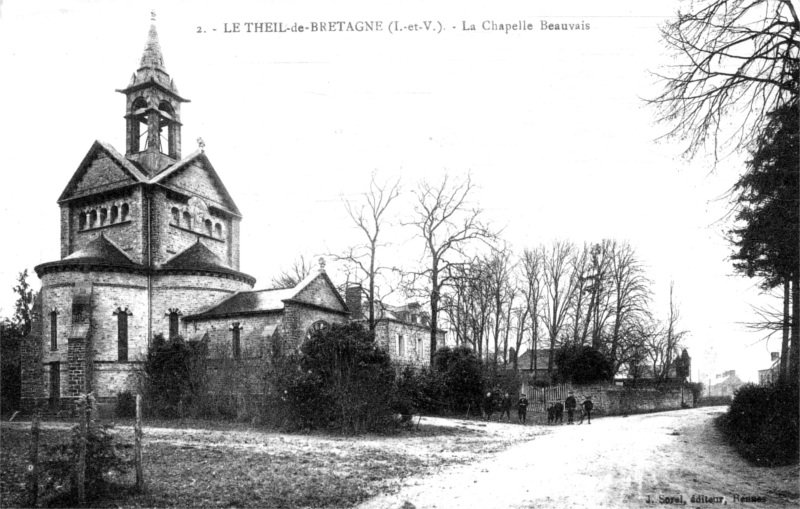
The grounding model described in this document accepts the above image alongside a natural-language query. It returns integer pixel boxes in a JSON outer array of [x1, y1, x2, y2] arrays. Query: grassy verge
[[1, 417, 539, 508]]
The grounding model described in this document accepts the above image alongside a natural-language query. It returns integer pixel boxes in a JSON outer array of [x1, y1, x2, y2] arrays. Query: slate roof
[[184, 270, 348, 321], [515, 349, 554, 371], [58, 141, 150, 203], [36, 234, 140, 275], [162, 239, 229, 271], [185, 288, 294, 319]]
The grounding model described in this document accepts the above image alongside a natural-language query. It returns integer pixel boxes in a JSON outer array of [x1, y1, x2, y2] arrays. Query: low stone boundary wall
[[564, 383, 686, 416]]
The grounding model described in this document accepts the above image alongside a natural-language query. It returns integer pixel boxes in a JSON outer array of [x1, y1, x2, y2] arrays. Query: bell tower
[[117, 11, 190, 175]]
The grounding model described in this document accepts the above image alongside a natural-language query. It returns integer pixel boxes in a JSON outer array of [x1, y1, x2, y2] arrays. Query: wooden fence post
[[135, 393, 145, 492], [77, 397, 87, 505], [25, 412, 40, 507]]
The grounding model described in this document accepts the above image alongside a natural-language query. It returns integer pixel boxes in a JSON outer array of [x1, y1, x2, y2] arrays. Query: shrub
[[717, 382, 799, 466], [140, 334, 208, 418], [554, 344, 614, 384], [281, 322, 397, 433], [41, 398, 131, 503], [115, 391, 136, 418]]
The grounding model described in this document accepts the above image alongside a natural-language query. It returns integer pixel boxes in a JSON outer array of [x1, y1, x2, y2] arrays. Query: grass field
[[1, 416, 543, 508]]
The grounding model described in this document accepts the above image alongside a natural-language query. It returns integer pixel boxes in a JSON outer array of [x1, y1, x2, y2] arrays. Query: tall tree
[[12, 270, 36, 336], [730, 101, 799, 382], [541, 240, 579, 375], [651, 0, 799, 160], [521, 247, 544, 376], [405, 174, 495, 364], [335, 173, 401, 330], [608, 241, 652, 374]]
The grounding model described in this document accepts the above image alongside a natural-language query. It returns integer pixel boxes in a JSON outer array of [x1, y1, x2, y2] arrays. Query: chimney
[[346, 284, 363, 320]]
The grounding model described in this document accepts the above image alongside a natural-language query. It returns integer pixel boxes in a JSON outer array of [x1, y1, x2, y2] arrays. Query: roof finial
[[319, 257, 326, 271], [151, 9, 156, 22], [197, 137, 205, 151]]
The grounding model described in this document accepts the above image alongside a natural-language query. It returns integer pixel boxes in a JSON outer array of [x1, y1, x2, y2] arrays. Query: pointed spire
[[139, 12, 166, 72]]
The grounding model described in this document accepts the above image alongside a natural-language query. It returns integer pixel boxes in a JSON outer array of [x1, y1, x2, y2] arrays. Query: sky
[[0, 0, 781, 383]]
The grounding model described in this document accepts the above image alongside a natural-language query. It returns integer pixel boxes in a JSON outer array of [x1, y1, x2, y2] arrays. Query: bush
[[115, 391, 136, 418], [281, 322, 397, 433], [717, 382, 799, 466], [41, 398, 131, 503], [554, 344, 614, 384], [140, 334, 208, 418]]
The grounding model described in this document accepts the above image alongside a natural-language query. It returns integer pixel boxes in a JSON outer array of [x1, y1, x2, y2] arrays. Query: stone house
[[344, 285, 446, 368], [20, 20, 350, 411]]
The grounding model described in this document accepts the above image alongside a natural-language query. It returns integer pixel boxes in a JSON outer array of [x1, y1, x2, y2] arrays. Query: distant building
[[708, 371, 745, 397], [758, 353, 781, 385], [345, 285, 446, 368]]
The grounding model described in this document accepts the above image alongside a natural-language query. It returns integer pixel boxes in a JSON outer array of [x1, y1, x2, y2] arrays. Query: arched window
[[50, 310, 58, 350], [215, 223, 222, 238], [204, 219, 212, 236], [183, 211, 192, 229], [131, 97, 148, 153], [306, 320, 329, 340], [158, 102, 176, 157], [89, 210, 98, 228], [99, 208, 108, 226], [78, 213, 86, 230], [110, 205, 118, 223], [168, 309, 180, 340], [231, 322, 242, 359], [171, 207, 180, 225], [121, 203, 130, 222]]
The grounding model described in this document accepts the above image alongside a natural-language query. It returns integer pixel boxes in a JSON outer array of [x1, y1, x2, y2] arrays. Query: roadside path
[[358, 408, 799, 509]]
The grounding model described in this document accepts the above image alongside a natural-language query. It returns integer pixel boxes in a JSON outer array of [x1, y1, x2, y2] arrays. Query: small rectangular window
[[232, 323, 241, 359], [398, 334, 405, 357], [169, 311, 180, 340], [118, 312, 128, 362], [50, 311, 58, 350]]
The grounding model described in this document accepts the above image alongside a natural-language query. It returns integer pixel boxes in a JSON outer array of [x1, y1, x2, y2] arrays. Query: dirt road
[[358, 408, 799, 509]]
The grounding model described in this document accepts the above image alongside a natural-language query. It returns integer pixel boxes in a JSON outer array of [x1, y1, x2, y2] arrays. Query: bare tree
[[404, 173, 495, 364], [269, 256, 313, 289], [334, 172, 401, 330], [484, 247, 514, 367], [608, 241, 652, 374], [651, 0, 799, 160], [521, 247, 545, 377], [541, 240, 579, 376]]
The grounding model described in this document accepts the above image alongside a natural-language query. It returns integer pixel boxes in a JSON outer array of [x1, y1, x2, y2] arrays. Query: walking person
[[579, 395, 594, 424], [547, 402, 555, 425], [499, 392, 513, 422], [554, 400, 564, 424], [517, 393, 529, 424], [565, 390, 577, 425]]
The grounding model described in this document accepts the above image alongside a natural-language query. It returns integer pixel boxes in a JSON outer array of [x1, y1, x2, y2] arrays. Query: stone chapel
[[20, 19, 351, 412]]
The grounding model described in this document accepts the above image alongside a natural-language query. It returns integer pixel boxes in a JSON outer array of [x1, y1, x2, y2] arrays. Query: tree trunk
[[789, 273, 799, 383], [779, 277, 790, 384]]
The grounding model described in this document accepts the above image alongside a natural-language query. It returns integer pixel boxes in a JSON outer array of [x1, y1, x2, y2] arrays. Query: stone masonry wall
[[151, 273, 251, 340], [375, 320, 444, 368], [569, 383, 685, 416], [282, 303, 348, 349], [68, 186, 144, 263]]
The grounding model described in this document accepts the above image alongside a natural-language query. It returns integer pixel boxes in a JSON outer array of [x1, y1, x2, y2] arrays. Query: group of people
[[482, 389, 594, 426], [483, 390, 529, 424], [547, 390, 593, 425]]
